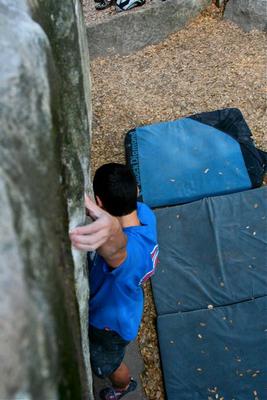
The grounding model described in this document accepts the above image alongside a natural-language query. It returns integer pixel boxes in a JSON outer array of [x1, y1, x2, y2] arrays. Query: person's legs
[[109, 361, 130, 389], [89, 327, 137, 399], [100, 365, 137, 400]]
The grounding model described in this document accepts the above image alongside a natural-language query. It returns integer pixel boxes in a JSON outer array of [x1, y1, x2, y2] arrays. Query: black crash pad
[[152, 187, 267, 316]]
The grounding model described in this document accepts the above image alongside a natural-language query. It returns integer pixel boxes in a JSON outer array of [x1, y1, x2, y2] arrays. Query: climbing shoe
[[99, 377, 137, 400]]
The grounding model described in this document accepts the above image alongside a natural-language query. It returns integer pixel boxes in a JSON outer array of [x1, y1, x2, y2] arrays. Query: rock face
[[224, 0, 267, 32], [0, 1, 93, 399], [87, 0, 210, 59]]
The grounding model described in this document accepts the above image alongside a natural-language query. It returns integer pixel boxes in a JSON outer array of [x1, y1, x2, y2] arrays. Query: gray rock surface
[[0, 0, 93, 399], [224, 0, 267, 32], [87, 0, 210, 59], [30, 1, 94, 398]]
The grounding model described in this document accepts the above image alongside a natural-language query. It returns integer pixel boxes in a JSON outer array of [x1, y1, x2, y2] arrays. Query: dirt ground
[[86, 4, 266, 399]]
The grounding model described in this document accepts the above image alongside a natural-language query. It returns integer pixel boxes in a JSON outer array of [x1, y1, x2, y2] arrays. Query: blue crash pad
[[157, 297, 267, 400], [151, 187, 267, 399], [126, 117, 251, 207], [124, 109, 267, 399], [152, 187, 267, 316]]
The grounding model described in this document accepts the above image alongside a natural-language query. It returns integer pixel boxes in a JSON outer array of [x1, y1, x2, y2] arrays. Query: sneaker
[[99, 378, 137, 400], [116, 0, 145, 12], [95, 0, 113, 10]]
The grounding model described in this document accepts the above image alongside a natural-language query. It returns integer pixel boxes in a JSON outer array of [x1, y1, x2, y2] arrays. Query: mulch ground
[[85, 3, 267, 399]]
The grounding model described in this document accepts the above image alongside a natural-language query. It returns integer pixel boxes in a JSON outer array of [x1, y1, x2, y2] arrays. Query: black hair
[[93, 163, 137, 217]]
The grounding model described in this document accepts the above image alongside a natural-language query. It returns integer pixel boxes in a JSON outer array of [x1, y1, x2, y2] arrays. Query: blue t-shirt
[[89, 202, 159, 341]]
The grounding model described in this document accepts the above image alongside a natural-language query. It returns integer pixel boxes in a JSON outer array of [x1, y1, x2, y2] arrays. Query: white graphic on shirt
[[139, 244, 159, 285]]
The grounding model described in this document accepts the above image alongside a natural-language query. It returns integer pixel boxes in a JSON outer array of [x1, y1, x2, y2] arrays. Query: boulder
[[0, 0, 93, 398], [30, 1, 94, 397], [224, 0, 267, 32]]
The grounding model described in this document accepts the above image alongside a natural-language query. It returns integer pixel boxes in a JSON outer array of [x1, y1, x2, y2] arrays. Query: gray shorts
[[89, 325, 130, 378]]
